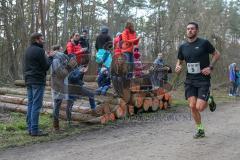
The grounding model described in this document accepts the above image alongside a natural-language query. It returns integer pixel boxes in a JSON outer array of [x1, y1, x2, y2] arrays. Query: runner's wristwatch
[[209, 65, 213, 70]]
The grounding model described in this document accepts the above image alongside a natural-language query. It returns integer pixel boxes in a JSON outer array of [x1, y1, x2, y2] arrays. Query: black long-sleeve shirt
[[24, 42, 53, 85]]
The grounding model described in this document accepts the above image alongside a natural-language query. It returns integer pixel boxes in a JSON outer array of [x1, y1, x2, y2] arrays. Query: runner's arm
[[201, 50, 220, 75], [210, 50, 220, 69], [175, 59, 184, 73]]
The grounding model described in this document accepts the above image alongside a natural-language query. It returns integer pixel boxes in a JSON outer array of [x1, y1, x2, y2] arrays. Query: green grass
[[0, 112, 103, 150]]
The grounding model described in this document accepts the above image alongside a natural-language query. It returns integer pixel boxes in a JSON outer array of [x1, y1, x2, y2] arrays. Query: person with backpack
[[50, 45, 78, 130], [121, 22, 141, 78], [95, 26, 112, 74]]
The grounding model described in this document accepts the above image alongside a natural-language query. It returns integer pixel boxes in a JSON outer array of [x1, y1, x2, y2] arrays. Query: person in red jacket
[[66, 32, 87, 65], [113, 32, 122, 57], [121, 22, 141, 78]]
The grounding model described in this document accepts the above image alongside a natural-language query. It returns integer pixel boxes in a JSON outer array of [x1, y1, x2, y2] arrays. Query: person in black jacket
[[95, 26, 112, 74], [79, 29, 90, 53], [24, 32, 55, 136]]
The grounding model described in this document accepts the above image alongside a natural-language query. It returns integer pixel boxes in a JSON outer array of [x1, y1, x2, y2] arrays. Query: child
[[133, 47, 143, 78], [68, 54, 97, 115], [96, 66, 111, 95]]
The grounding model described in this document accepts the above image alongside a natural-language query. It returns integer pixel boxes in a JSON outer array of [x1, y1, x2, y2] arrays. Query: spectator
[[68, 55, 98, 115], [66, 32, 87, 65], [24, 32, 55, 136], [95, 26, 112, 73], [96, 66, 111, 95], [50, 45, 78, 130], [235, 65, 240, 96], [79, 29, 91, 65], [133, 47, 143, 78], [121, 21, 140, 78], [150, 53, 171, 89], [229, 63, 237, 96]]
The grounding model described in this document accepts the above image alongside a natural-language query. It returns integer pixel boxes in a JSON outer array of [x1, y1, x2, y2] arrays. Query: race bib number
[[187, 63, 200, 74]]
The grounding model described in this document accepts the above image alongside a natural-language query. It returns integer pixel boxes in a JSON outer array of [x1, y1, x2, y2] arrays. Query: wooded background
[[0, 0, 239, 84]]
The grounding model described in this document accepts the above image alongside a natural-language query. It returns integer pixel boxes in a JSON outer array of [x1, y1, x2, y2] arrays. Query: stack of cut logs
[[0, 77, 172, 124]]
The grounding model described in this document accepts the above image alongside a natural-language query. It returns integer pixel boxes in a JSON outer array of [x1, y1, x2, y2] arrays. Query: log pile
[[0, 78, 173, 125]]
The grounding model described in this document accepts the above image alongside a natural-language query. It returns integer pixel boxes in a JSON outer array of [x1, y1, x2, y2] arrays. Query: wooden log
[[83, 75, 98, 82], [0, 95, 27, 104], [0, 102, 104, 124], [128, 105, 134, 116], [168, 95, 172, 107], [0, 95, 93, 114], [115, 106, 124, 118], [108, 113, 116, 121], [0, 87, 52, 96], [163, 93, 171, 101], [106, 104, 125, 119], [151, 97, 159, 112], [0, 87, 27, 95], [120, 100, 128, 117], [130, 84, 141, 92], [153, 88, 165, 96], [163, 101, 168, 109], [159, 100, 164, 110], [14, 80, 51, 87], [157, 95, 164, 101], [143, 97, 153, 111], [0, 102, 28, 113], [131, 93, 145, 108]]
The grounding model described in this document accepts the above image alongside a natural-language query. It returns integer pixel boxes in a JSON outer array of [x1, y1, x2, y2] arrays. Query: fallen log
[[0, 95, 93, 114], [159, 100, 164, 110], [128, 105, 134, 116], [143, 97, 152, 111], [163, 101, 168, 109], [0, 102, 105, 124], [14, 80, 51, 87], [131, 93, 145, 108], [163, 93, 171, 101], [151, 97, 159, 112]]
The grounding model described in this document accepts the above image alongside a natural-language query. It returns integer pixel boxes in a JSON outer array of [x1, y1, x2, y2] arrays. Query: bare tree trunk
[[30, 0, 35, 33], [61, 0, 68, 46], [1, 1, 18, 79], [53, 0, 59, 44]]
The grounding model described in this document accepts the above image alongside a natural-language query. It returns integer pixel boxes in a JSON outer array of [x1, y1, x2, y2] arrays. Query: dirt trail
[[1, 101, 240, 160]]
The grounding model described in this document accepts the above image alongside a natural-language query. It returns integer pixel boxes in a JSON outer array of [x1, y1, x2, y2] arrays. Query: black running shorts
[[184, 80, 210, 101]]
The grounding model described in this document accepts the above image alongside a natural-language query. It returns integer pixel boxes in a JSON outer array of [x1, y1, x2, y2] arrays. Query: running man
[[175, 22, 220, 139]]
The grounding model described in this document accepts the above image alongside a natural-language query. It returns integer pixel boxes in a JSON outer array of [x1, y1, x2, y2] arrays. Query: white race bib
[[187, 63, 200, 74]]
